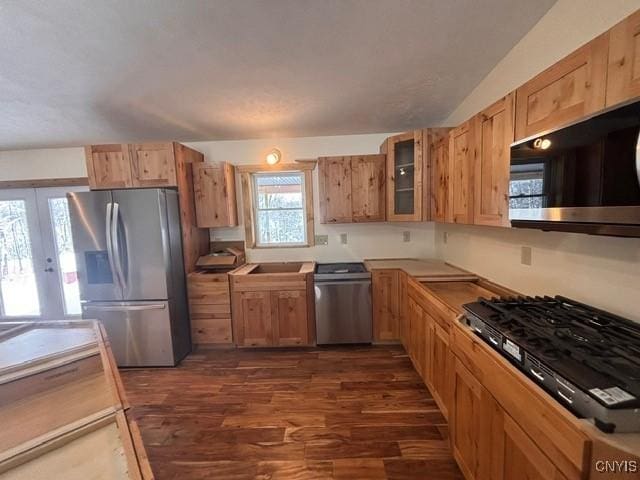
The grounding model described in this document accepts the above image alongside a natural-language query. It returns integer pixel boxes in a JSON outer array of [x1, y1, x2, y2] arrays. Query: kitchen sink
[[248, 262, 304, 274]]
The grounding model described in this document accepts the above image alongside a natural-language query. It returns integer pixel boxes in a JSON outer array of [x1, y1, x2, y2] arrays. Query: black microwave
[[509, 100, 640, 237]]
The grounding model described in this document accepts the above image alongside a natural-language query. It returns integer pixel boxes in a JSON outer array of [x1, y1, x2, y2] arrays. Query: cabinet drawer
[[190, 303, 231, 319], [191, 318, 232, 345], [188, 276, 231, 304], [0, 353, 118, 456], [451, 322, 589, 480]]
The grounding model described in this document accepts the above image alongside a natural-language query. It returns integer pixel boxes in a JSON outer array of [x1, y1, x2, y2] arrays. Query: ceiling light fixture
[[533, 138, 552, 150], [266, 148, 281, 165]]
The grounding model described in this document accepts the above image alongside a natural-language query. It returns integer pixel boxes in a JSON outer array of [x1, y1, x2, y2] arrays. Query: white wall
[[445, 0, 640, 125], [0, 148, 86, 180], [0, 136, 437, 264], [437, 0, 640, 322], [187, 134, 436, 263]]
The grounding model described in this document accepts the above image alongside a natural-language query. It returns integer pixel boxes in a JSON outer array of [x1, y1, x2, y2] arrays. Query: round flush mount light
[[265, 148, 281, 165], [533, 138, 552, 150]]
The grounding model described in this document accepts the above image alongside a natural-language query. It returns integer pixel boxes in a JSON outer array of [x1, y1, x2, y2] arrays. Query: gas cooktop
[[462, 295, 640, 433]]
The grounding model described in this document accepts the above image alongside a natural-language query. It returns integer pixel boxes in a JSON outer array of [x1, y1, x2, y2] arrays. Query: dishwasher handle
[[314, 279, 372, 286]]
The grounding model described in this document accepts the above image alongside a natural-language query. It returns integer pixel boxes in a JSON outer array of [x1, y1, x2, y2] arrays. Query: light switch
[[521, 246, 532, 266], [340, 233, 348, 245], [443, 232, 448, 244], [403, 231, 411, 242]]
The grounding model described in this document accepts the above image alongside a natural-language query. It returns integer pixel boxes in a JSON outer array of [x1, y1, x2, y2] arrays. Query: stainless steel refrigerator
[[67, 188, 191, 367]]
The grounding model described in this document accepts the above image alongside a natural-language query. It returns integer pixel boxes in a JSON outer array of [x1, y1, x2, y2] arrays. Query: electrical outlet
[[521, 246, 532, 266], [402, 231, 411, 242], [315, 235, 328, 245], [443, 231, 448, 244], [340, 233, 348, 245]]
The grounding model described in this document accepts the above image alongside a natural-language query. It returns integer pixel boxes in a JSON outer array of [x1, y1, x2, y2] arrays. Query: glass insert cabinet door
[[0, 186, 86, 319], [383, 130, 423, 221]]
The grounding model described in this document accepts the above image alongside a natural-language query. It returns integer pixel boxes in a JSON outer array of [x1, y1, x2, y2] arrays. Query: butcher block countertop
[[229, 261, 315, 276], [364, 258, 478, 281], [0, 321, 153, 479], [419, 281, 504, 315]]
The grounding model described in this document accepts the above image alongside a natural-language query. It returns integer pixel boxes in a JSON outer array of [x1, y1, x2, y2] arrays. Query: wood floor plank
[[121, 344, 462, 480]]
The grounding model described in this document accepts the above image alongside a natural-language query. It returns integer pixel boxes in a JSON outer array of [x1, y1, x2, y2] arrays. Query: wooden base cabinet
[[187, 272, 233, 346], [230, 263, 315, 348], [451, 358, 569, 480], [430, 319, 453, 419], [372, 270, 400, 342], [232, 289, 309, 347], [451, 358, 499, 480]]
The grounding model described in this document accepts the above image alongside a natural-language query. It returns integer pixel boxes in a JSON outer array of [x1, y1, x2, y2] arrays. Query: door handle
[[82, 303, 166, 312], [635, 127, 640, 188], [105, 202, 119, 289], [111, 202, 127, 291], [44, 267, 54, 273]]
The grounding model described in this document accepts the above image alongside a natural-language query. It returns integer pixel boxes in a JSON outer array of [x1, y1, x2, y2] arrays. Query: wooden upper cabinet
[[384, 130, 423, 221], [85, 144, 133, 189], [448, 121, 475, 224], [515, 33, 609, 140], [427, 129, 451, 223], [473, 93, 515, 227], [193, 162, 238, 228], [318, 156, 353, 223], [351, 155, 386, 222], [372, 270, 400, 342], [607, 9, 640, 106], [318, 154, 385, 224], [129, 143, 177, 187]]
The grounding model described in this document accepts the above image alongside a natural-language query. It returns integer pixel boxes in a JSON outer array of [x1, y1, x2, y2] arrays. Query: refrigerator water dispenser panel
[[85, 251, 113, 284]]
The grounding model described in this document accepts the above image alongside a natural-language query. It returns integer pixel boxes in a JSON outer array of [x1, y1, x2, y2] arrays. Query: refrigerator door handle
[[111, 202, 127, 291], [105, 202, 120, 290], [83, 303, 167, 312]]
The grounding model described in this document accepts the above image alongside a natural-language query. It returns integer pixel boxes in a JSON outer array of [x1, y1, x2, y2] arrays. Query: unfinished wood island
[[0, 321, 153, 480], [229, 262, 316, 347]]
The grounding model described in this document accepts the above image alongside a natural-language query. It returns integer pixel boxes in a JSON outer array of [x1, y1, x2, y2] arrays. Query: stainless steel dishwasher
[[314, 263, 372, 344]]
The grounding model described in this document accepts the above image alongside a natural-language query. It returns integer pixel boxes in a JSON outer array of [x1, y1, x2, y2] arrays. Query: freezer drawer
[[82, 300, 176, 367], [314, 280, 372, 344]]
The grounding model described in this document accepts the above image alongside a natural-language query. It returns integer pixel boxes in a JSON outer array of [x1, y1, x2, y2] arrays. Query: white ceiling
[[0, 0, 555, 150]]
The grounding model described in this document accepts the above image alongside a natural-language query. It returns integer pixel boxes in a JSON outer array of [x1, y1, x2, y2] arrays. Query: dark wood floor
[[121, 345, 463, 480]]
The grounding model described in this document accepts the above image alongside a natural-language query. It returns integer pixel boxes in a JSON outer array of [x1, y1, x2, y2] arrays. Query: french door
[[0, 186, 87, 320]]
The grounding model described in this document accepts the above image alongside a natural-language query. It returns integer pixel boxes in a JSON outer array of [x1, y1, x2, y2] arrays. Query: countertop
[[419, 281, 501, 315], [364, 258, 478, 281], [229, 261, 315, 276]]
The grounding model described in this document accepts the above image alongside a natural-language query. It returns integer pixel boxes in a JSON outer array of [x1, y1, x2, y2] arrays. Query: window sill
[[251, 243, 312, 249]]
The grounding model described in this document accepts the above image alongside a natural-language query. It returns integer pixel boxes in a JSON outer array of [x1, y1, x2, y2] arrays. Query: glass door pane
[[35, 186, 87, 318], [394, 139, 416, 215], [48, 197, 81, 315], [0, 196, 41, 317]]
